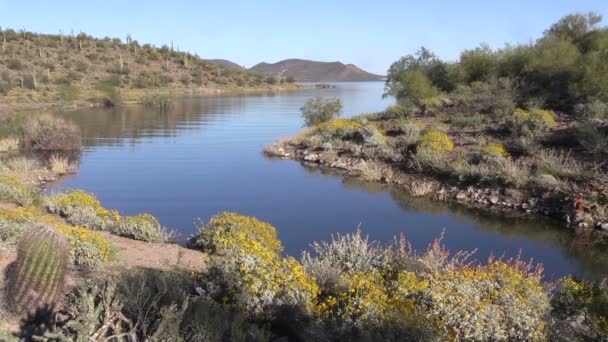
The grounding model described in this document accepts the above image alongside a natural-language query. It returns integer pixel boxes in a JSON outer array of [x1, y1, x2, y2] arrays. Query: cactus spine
[[8, 224, 68, 314]]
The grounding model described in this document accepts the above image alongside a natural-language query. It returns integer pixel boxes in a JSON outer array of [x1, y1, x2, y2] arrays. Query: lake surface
[[47, 82, 608, 279]]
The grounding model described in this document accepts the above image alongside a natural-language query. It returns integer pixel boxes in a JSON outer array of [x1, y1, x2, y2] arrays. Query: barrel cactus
[[8, 224, 69, 315]]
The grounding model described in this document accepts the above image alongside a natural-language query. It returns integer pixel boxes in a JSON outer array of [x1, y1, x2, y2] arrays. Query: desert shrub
[[45, 190, 121, 230], [505, 108, 556, 137], [424, 259, 549, 341], [23, 114, 81, 151], [535, 149, 586, 182], [317, 270, 430, 338], [419, 96, 444, 114], [0, 206, 115, 268], [312, 118, 364, 142], [0, 210, 34, 245], [0, 137, 20, 152], [573, 121, 608, 155], [48, 153, 76, 175], [191, 212, 318, 319], [418, 130, 454, 153], [396, 120, 421, 146], [479, 143, 509, 158], [550, 277, 608, 339], [95, 78, 122, 107], [411, 147, 451, 174], [449, 113, 488, 128], [574, 99, 607, 119], [112, 213, 173, 243], [301, 230, 386, 288], [0, 174, 39, 206], [301, 97, 343, 127], [384, 104, 411, 118], [142, 93, 173, 111]]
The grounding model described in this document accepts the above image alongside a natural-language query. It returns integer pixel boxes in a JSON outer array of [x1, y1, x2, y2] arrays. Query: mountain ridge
[[249, 58, 384, 82]]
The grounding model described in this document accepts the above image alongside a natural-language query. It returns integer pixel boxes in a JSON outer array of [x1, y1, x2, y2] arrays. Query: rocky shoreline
[[265, 143, 608, 239]]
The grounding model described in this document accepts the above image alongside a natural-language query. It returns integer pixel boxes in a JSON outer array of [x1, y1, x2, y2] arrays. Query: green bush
[[112, 213, 173, 243], [300, 97, 343, 127]]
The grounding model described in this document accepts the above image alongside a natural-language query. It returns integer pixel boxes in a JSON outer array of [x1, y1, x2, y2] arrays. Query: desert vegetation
[[1, 205, 606, 341], [0, 28, 290, 109], [267, 12, 608, 236]]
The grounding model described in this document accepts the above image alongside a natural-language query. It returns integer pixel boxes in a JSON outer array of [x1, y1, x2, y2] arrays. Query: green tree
[[300, 97, 343, 126]]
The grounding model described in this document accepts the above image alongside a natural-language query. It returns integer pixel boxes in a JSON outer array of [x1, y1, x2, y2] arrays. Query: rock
[[598, 222, 608, 231], [489, 195, 499, 205], [528, 198, 538, 208], [521, 203, 529, 210], [578, 222, 589, 229], [455, 192, 467, 201], [277, 147, 285, 155]]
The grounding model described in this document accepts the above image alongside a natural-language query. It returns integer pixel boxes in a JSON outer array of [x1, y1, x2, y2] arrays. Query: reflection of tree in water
[[55, 96, 270, 147], [300, 163, 608, 279]]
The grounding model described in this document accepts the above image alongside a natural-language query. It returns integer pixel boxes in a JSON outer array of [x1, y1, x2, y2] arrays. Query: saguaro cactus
[[8, 224, 69, 315]]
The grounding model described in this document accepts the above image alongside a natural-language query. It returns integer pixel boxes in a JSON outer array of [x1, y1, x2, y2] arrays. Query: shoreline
[[264, 142, 608, 242], [0, 83, 306, 112]]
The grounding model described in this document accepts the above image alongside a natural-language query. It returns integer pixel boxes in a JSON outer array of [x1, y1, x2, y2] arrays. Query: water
[[46, 82, 608, 280]]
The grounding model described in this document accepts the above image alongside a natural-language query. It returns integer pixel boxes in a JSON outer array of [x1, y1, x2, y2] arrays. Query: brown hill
[[0, 28, 278, 107], [250, 59, 384, 82]]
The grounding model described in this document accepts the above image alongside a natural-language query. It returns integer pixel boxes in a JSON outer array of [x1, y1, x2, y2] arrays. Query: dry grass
[[408, 181, 434, 197], [0, 138, 19, 152], [49, 154, 76, 175]]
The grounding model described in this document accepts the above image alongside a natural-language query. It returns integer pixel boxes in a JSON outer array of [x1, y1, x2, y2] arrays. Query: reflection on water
[[46, 82, 608, 280]]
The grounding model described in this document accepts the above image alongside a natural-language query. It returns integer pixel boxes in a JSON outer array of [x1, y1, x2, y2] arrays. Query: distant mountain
[[203, 59, 245, 70], [249, 59, 384, 82]]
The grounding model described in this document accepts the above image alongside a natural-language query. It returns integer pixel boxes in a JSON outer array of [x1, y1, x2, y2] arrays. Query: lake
[[47, 82, 608, 279]]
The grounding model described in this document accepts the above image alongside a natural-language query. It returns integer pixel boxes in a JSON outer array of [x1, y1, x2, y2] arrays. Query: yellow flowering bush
[[509, 108, 557, 136], [552, 277, 608, 336], [0, 173, 39, 206], [192, 212, 318, 319], [480, 143, 509, 158], [112, 213, 173, 243], [418, 130, 455, 153], [424, 259, 549, 341], [314, 118, 364, 135], [45, 190, 121, 230], [0, 206, 115, 268]]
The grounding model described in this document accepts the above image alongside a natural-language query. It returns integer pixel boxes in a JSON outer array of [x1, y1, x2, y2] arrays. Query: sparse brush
[[0, 137, 20, 152], [142, 94, 173, 111], [408, 181, 434, 197], [8, 224, 69, 315], [0, 174, 39, 206], [112, 213, 174, 243], [23, 114, 81, 151], [48, 154, 75, 175], [301, 228, 385, 288]]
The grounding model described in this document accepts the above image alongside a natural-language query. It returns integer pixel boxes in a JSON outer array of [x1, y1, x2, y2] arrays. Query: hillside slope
[[203, 59, 245, 70], [250, 59, 384, 82], [0, 29, 280, 107]]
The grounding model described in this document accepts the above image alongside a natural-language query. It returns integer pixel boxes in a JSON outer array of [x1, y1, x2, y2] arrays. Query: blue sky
[[0, 1, 606, 74]]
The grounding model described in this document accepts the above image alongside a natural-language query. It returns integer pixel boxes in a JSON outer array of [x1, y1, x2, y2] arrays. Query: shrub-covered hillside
[[0, 28, 282, 107]]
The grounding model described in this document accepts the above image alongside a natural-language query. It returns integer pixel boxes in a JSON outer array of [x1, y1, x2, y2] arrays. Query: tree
[[384, 47, 438, 98], [545, 12, 603, 49], [300, 97, 343, 127], [459, 43, 497, 83]]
